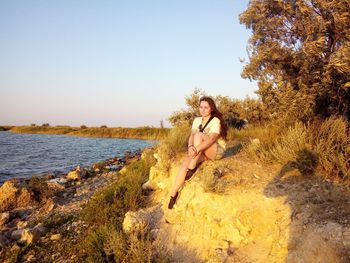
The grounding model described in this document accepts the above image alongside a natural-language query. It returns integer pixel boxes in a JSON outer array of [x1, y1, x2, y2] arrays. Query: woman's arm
[[187, 129, 197, 157], [195, 133, 219, 153], [188, 129, 195, 147]]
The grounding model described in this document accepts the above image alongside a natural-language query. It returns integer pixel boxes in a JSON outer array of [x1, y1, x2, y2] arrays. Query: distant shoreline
[[0, 125, 169, 140]]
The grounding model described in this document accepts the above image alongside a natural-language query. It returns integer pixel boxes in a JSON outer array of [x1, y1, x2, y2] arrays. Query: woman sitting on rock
[[168, 96, 228, 209]]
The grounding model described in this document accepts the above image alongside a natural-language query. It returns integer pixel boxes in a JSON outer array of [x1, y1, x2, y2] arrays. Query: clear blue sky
[[0, 0, 256, 128]]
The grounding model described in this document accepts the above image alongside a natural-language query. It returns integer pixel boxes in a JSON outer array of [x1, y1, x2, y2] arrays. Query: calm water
[[0, 131, 156, 183]]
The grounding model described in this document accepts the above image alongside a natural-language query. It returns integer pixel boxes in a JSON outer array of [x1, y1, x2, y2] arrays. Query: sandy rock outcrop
[[11, 222, 46, 245], [123, 204, 164, 233], [142, 153, 170, 190], [129, 147, 350, 263], [66, 167, 82, 181], [0, 180, 36, 213], [0, 212, 10, 227]]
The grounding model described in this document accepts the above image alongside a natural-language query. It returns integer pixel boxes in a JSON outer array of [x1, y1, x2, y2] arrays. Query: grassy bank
[[8, 125, 170, 140], [76, 148, 169, 262]]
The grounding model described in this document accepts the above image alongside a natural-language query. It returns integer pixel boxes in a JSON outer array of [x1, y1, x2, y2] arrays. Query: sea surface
[[0, 131, 156, 183]]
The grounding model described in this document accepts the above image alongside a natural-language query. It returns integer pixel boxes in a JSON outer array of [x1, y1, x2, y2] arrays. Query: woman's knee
[[181, 156, 191, 166], [193, 132, 204, 145], [193, 131, 203, 140]]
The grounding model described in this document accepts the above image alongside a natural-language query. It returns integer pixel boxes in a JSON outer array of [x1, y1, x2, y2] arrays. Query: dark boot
[[168, 191, 179, 209], [185, 165, 198, 182]]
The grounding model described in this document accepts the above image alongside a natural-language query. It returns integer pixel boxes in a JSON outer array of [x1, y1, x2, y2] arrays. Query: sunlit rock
[[0, 180, 36, 212], [123, 204, 164, 234]]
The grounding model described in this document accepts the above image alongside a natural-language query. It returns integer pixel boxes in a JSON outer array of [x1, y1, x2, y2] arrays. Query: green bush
[[81, 225, 110, 263], [28, 176, 54, 202], [81, 159, 150, 228], [42, 213, 75, 231], [81, 224, 169, 263], [80, 152, 153, 224]]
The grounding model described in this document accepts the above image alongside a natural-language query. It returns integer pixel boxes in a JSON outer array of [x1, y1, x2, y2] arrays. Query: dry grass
[[227, 121, 283, 145], [312, 117, 350, 182], [81, 224, 169, 263], [105, 227, 169, 263], [241, 117, 350, 183], [243, 122, 310, 164]]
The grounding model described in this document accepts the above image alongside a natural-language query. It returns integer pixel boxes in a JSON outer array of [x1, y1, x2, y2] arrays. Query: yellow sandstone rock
[[124, 148, 350, 262], [66, 170, 81, 181]]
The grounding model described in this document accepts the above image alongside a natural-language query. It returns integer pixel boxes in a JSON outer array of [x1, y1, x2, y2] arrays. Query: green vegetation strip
[[8, 126, 170, 140]]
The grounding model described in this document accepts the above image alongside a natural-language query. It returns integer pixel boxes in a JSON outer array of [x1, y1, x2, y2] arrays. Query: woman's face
[[199, 101, 211, 117]]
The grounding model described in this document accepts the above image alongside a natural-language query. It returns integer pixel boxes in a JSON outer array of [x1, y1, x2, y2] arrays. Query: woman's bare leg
[[170, 155, 190, 196], [188, 132, 207, 169], [170, 153, 206, 197], [169, 132, 218, 197], [203, 141, 218, 160]]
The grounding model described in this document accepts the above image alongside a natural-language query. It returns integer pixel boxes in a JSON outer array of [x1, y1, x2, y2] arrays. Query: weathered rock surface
[[0, 212, 10, 227], [133, 146, 350, 263], [0, 180, 36, 213], [123, 204, 164, 233], [50, 233, 61, 241]]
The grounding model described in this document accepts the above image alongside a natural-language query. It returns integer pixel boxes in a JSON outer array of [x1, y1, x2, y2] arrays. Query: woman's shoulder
[[191, 116, 201, 128], [192, 116, 202, 123], [212, 116, 221, 124]]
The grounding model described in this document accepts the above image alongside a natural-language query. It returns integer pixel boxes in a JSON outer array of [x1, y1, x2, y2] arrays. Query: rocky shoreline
[[0, 150, 143, 262]]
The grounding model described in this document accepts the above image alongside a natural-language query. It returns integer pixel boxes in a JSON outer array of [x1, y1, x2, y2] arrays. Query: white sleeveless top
[[191, 116, 226, 150]]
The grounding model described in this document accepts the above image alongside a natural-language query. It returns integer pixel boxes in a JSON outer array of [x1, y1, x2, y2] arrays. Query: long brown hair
[[199, 96, 228, 140]]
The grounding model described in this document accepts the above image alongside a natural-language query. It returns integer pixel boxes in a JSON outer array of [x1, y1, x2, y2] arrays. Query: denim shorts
[[215, 143, 225, 160]]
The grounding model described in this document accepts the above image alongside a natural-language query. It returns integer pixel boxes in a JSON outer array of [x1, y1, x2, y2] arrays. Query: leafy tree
[[240, 0, 350, 122], [168, 88, 207, 126], [168, 89, 267, 127], [215, 95, 242, 127], [240, 97, 268, 124]]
